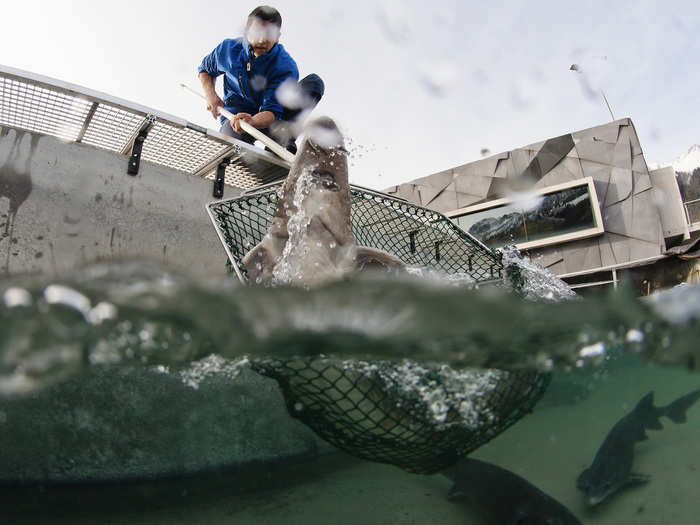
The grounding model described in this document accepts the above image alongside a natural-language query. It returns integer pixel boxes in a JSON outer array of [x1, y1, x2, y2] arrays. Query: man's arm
[[231, 70, 292, 134], [199, 70, 273, 132], [199, 71, 224, 120], [232, 110, 275, 134]]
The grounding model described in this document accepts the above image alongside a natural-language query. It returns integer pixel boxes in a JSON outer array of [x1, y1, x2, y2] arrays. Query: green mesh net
[[206, 184, 505, 284], [207, 184, 550, 474]]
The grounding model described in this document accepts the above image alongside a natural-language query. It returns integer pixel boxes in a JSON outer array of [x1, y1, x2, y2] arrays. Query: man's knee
[[299, 74, 324, 105], [282, 74, 325, 122]]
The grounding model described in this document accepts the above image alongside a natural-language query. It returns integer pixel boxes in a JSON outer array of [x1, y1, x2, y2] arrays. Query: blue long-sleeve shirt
[[198, 38, 299, 124]]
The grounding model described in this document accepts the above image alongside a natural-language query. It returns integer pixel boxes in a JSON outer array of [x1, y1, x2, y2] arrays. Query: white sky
[[2, 1, 699, 190]]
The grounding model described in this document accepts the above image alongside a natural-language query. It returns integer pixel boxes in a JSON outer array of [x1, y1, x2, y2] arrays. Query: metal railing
[[0, 64, 289, 189], [683, 198, 700, 229]]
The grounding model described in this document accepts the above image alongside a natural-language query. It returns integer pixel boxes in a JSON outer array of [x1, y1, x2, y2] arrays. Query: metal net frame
[[206, 184, 549, 474], [206, 184, 505, 284]]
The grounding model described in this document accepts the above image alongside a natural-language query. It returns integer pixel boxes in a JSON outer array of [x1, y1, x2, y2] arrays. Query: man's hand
[[232, 113, 253, 134], [205, 94, 224, 119]]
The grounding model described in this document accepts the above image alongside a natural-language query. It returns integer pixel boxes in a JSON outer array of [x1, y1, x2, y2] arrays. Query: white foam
[[2, 287, 32, 308], [179, 355, 250, 390]]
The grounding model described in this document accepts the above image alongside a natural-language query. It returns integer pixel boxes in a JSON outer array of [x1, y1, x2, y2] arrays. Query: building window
[[447, 177, 604, 250]]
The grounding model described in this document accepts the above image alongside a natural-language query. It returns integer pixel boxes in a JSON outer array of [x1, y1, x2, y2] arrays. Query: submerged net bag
[[249, 358, 549, 474], [207, 184, 550, 474]]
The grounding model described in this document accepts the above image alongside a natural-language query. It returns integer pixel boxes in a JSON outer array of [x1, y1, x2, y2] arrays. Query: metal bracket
[[126, 115, 156, 176], [214, 157, 233, 198], [192, 143, 241, 179], [409, 230, 417, 254], [75, 102, 98, 143]]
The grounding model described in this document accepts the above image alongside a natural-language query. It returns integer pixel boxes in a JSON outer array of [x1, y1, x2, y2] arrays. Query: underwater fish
[[242, 116, 405, 285], [444, 458, 582, 524], [577, 388, 700, 506]]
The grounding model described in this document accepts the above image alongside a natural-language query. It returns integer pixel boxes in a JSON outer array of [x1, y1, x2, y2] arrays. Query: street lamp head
[[568, 63, 615, 121]]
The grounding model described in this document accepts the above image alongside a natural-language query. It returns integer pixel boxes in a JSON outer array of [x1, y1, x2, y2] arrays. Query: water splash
[[2, 287, 31, 307], [500, 245, 577, 302], [271, 169, 315, 284], [405, 266, 477, 287], [177, 354, 251, 390]]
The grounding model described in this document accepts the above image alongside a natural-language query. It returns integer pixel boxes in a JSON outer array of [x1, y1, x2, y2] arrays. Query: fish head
[[263, 117, 359, 285], [283, 116, 353, 245], [576, 468, 619, 506]]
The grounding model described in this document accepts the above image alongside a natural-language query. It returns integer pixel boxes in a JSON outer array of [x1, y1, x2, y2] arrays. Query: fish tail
[[638, 392, 663, 430], [663, 388, 700, 424]]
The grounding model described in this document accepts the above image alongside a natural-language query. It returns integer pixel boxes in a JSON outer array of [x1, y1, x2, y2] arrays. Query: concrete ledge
[[1, 125, 238, 280], [0, 367, 322, 484]]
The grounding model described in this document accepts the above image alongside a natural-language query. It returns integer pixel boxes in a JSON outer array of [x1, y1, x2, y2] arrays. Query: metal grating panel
[[252, 162, 291, 185], [200, 153, 291, 190], [0, 76, 93, 142], [140, 121, 230, 174], [0, 64, 290, 188], [204, 165, 260, 189], [80, 103, 144, 151]]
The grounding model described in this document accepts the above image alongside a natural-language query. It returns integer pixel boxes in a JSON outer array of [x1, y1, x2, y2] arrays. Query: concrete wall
[[384, 118, 667, 276], [650, 166, 690, 239], [0, 125, 241, 280]]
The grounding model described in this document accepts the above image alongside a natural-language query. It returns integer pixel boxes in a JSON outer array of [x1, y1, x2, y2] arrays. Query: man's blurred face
[[246, 18, 280, 57]]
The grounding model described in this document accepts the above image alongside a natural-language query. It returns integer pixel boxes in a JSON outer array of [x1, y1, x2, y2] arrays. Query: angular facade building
[[384, 118, 699, 293]]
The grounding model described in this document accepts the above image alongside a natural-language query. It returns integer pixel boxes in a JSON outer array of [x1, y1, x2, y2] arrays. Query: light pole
[[569, 64, 615, 121]]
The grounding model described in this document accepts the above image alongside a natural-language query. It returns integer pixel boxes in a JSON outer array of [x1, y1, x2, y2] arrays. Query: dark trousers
[[219, 74, 324, 152]]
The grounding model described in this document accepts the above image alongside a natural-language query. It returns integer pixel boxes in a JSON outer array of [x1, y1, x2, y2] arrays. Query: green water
[[1, 260, 699, 523]]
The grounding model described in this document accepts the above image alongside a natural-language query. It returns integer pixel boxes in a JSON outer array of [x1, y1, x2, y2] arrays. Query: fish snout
[[304, 117, 345, 151], [576, 469, 610, 506], [586, 494, 606, 507], [582, 484, 613, 507]]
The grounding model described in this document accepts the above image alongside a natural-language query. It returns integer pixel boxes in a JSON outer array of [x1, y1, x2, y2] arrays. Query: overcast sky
[[2, 1, 699, 189]]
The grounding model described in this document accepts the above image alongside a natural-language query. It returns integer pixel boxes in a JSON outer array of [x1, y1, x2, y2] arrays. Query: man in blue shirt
[[198, 6, 324, 153]]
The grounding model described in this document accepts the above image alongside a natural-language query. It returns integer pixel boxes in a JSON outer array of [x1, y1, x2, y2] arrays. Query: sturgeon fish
[[444, 458, 582, 524], [242, 116, 405, 285], [577, 388, 700, 506]]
